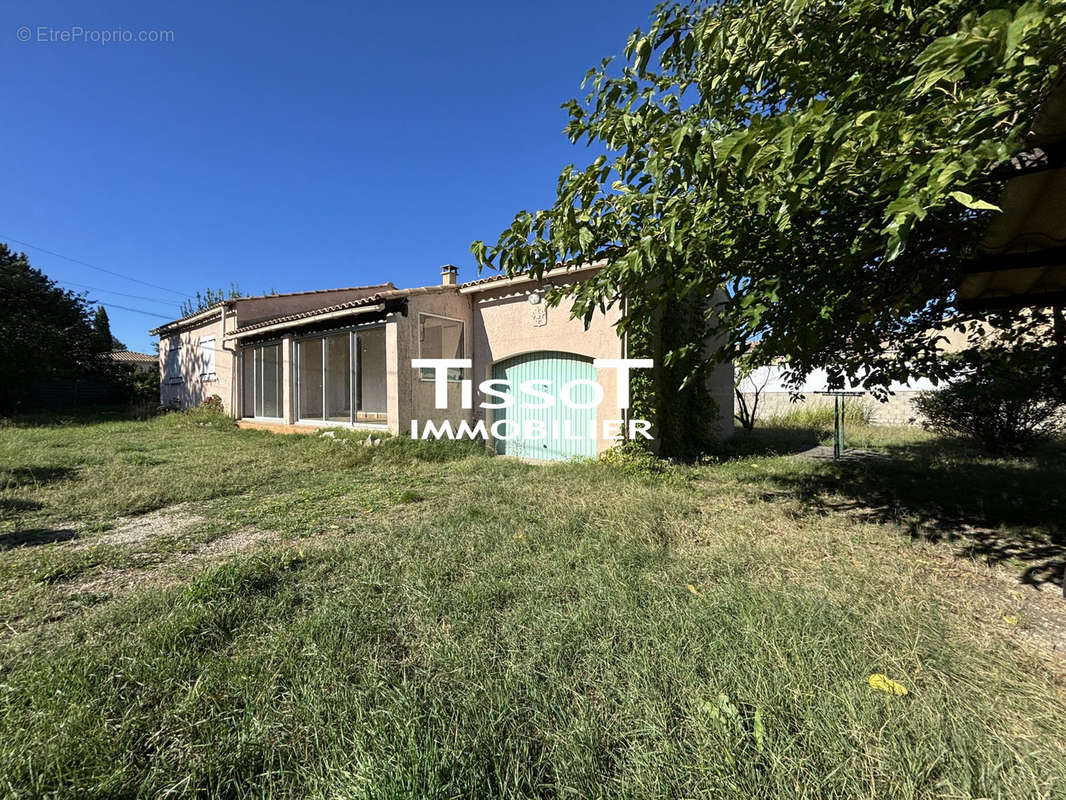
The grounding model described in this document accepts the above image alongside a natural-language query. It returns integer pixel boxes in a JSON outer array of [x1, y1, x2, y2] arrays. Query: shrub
[[128, 371, 160, 405], [199, 394, 224, 413], [596, 441, 665, 474], [913, 344, 1065, 454], [157, 395, 234, 429]]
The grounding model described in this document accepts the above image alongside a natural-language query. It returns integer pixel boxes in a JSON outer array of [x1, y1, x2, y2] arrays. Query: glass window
[[419, 315, 464, 380], [260, 344, 281, 418], [242, 350, 255, 417], [241, 343, 282, 419], [357, 328, 386, 415], [298, 338, 324, 420], [324, 333, 350, 422], [289, 328, 387, 424]]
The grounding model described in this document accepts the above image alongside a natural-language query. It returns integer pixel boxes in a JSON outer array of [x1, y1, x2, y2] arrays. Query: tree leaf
[[949, 191, 1000, 211], [868, 674, 909, 696]]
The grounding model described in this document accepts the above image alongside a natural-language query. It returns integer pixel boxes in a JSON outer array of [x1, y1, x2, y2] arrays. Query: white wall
[[742, 365, 939, 394]]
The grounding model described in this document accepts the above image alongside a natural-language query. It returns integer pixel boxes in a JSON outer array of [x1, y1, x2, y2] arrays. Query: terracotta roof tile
[[229, 290, 400, 335], [457, 271, 511, 288], [457, 262, 602, 290], [108, 350, 157, 363]]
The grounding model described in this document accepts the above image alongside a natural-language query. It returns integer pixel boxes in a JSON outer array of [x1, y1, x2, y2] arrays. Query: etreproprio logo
[[409, 359, 653, 443]]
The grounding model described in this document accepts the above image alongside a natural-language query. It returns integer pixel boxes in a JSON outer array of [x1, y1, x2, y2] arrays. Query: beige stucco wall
[[159, 307, 237, 413], [387, 290, 474, 435], [281, 335, 294, 423], [470, 282, 626, 455]]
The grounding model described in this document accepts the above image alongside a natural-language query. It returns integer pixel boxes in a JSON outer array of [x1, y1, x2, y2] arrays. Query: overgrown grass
[[0, 410, 1064, 798], [767, 400, 874, 430]]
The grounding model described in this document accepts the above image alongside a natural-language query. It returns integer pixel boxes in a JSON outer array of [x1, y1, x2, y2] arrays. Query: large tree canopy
[[472, 0, 1065, 392], [0, 244, 96, 409]]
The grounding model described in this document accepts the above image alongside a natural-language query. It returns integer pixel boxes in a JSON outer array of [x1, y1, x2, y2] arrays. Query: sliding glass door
[[242, 342, 282, 419], [297, 338, 323, 419], [325, 333, 351, 422], [357, 328, 386, 416], [296, 327, 385, 424]]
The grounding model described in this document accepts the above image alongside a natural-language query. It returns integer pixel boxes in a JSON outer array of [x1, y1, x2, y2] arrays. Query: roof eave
[[149, 302, 229, 336], [224, 303, 388, 340], [458, 261, 604, 294]]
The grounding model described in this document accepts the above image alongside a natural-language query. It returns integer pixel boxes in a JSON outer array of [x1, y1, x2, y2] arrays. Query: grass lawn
[[1, 408, 1064, 799]]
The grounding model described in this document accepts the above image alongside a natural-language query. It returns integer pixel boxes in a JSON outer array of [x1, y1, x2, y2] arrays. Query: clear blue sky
[[1, 0, 653, 352]]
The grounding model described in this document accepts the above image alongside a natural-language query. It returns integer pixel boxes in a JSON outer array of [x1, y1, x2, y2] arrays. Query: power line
[[93, 301, 173, 320], [59, 279, 181, 308], [0, 234, 191, 298]]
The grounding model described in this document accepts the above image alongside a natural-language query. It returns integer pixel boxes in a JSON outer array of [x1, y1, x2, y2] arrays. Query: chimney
[[440, 264, 458, 286]]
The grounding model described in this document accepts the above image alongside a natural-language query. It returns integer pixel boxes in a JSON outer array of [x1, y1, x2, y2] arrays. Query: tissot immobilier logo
[[409, 359, 653, 444]]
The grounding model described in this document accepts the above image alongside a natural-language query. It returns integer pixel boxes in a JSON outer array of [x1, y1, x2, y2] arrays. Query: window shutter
[[166, 345, 179, 378], [200, 338, 216, 376]]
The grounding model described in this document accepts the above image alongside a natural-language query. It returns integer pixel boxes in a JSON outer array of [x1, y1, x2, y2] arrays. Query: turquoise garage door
[[491, 351, 597, 461]]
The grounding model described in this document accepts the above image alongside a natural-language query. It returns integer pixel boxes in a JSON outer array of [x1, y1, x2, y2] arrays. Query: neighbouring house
[[149, 264, 734, 460], [107, 350, 157, 374]]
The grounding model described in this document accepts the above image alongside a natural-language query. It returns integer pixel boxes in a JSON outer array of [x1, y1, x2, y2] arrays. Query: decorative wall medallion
[[530, 303, 547, 327]]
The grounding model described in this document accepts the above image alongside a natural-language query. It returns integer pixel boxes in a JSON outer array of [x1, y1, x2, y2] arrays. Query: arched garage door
[[491, 351, 597, 461]]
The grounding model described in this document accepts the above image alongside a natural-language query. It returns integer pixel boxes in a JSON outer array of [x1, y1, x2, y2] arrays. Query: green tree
[[472, 0, 1064, 396], [180, 283, 246, 317], [90, 306, 125, 353], [0, 243, 95, 409]]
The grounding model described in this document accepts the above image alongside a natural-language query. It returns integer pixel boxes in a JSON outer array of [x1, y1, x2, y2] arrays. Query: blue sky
[[1, 0, 653, 351]]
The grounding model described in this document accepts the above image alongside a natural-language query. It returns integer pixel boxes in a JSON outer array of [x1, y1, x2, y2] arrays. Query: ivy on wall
[[626, 295, 718, 460]]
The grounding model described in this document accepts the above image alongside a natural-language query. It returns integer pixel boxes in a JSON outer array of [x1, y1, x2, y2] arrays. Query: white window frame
[[418, 313, 465, 381], [199, 337, 216, 380]]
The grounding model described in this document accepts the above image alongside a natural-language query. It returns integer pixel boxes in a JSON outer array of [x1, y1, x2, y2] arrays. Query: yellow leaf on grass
[[1003, 615, 1019, 625], [686, 584, 704, 598], [868, 674, 909, 696]]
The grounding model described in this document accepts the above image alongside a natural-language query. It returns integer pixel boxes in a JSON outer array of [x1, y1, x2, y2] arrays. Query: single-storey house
[[107, 350, 157, 374], [150, 264, 734, 461]]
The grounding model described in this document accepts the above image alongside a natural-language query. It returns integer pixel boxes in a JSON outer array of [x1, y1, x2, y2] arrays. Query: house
[[149, 264, 734, 460], [107, 350, 157, 374]]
